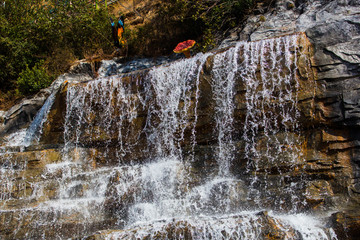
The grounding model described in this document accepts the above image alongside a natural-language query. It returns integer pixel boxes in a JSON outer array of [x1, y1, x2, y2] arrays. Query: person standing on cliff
[[110, 16, 125, 49]]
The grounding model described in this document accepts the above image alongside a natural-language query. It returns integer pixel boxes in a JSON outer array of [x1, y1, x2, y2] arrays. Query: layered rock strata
[[1, 0, 360, 239]]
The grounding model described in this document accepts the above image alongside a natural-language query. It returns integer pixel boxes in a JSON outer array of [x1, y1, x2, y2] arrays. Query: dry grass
[[0, 91, 22, 111], [109, 0, 160, 30]]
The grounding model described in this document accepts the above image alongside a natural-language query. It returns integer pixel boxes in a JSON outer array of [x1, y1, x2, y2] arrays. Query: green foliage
[[157, 0, 255, 52], [17, 61, 53, 95], [0, 0, 113, 95], [0, 0, 258, 96], [124, 0, 255, 56]]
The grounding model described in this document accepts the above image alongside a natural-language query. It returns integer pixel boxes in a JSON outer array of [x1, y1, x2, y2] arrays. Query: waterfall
[[64, 75, 142, 156], [238, 34, 305, 210], [22, 92, 57, 146], [211, 44, 240, 176], [64, 53, 210, 160], [144, 53, 210, 158], [0, 33, 338, 239]]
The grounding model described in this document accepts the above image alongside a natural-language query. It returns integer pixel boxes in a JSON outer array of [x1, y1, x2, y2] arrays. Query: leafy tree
[[0, 0, 113, 96], [128, 0, 255, 56], [0, 0, 40, 91], [17, 61, 53, 95], [171, 0, 255, 50], [0, 0, 258, 99]]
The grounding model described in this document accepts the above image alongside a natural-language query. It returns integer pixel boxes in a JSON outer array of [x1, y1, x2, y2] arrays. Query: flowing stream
[[0, 34, 338, 239]]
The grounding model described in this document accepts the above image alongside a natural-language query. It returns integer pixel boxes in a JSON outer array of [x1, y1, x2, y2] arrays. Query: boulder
[[330, 211, 360, 240]]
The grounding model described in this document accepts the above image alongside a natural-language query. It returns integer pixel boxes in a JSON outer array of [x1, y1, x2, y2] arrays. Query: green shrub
[[17, 61, 53, 95], [0, 0, 113, 94], [1, 0, 262, 96], [144, 0, 255, 54]]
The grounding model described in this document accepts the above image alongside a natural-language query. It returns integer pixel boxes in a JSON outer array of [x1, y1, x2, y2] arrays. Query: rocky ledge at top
[[221, 0, 360, 124], [0, 56, 178, 141], [1, 0, 360, 140]]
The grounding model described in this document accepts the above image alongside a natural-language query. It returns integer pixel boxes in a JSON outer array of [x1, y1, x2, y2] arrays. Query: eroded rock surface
[[1, 0, 360, 239]]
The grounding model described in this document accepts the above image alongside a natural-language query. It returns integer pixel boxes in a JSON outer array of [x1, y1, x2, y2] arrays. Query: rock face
[[1, 0, 360, 239], [0, 62, 94, 140], [0, 91, 50, 137], [223, 0, 360, 125]]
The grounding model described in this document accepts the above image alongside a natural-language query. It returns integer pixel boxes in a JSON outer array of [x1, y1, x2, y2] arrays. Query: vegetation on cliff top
[[0, 0, 112, 105], [0, 0, 261, 109], [125, 0, 255, 56]]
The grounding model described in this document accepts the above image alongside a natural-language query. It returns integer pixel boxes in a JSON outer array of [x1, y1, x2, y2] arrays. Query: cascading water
[[0, 33, 339, 239], [22, 91, 58, 146], [211, 44, 239, 176], [239, 34, 306, 211], [143, 54, 209, 158]]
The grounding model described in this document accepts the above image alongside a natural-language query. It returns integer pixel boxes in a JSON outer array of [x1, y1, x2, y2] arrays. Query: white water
[[22, 91, 58, 146], [143, 53, 210, 158], [0, 34, 338, 239], [211, 44, 240, 176], [1, 128, 27, 147], [105, 212, 336, 240], [239, 34, 306, 210]]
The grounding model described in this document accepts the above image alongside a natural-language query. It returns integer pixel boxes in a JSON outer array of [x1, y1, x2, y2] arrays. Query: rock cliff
[[1, 0, 360, 239]]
